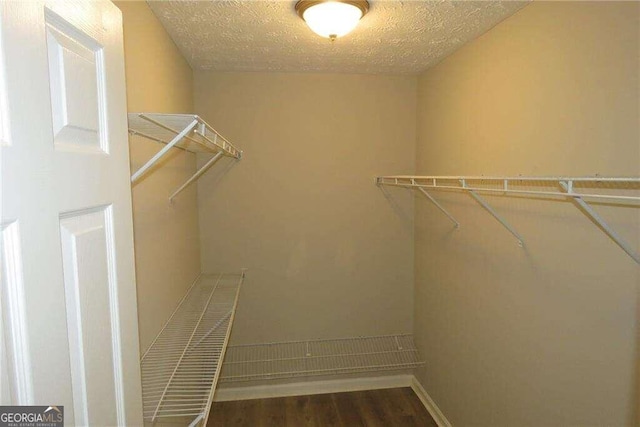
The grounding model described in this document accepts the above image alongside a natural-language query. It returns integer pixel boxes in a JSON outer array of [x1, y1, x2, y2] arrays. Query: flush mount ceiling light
[[295, 0, 369, 41]]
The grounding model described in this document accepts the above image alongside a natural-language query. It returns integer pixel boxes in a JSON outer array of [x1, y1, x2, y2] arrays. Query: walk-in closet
[[1, 1, 638, 426]]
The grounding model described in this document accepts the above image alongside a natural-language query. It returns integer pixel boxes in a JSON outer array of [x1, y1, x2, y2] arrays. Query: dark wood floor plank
[[285, 394, 316, 427], [310, 393, 341, 427], [370, 388, 419, 427], [332, 392, 366, 427], [207, 400, 226, 426], [353, 390, 394, 427], [208, 387, 437, 427], [402, 387, 439, 427], [384, 387, 417, 417], [207, 398, 259, 427], [260, 396, 286, 427]]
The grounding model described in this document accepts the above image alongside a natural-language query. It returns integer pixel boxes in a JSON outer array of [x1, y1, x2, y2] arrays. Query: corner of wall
[[117, 0, 202, 354], [412, 2, 639, 425]]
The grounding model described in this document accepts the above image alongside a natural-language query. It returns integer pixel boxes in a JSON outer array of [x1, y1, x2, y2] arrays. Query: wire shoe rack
[[140, 272, 244, 426], [220, 334, 424, 382]]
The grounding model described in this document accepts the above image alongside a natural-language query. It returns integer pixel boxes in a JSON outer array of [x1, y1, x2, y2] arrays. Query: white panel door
[[0, 1, 143, 425]]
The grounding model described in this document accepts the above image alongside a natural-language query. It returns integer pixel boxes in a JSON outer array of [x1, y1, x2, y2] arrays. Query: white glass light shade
[[302, 2, 364, 39]]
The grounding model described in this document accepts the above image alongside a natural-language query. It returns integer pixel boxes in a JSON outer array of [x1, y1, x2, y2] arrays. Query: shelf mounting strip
[[140, 272, 244, 426], [376, 176, 640, 264], [128, 113, 242, 201]]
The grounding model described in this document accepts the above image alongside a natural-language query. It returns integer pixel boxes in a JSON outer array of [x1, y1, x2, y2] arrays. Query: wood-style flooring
[[207, 387, 438, 427]]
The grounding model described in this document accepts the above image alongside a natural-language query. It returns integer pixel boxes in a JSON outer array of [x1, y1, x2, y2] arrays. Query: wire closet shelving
[[140, 272, 244, 427], [219, 334, 424, 383], [128, 113, 242, 201], [377, 175, 640, 264]]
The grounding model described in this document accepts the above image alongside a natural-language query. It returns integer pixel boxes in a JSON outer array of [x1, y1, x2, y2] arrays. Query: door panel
[[45, 13, 107, 153], [59, 206, 122, 426], [0, 7, 8, 148], [0, 5, 32, 407], [0, 221, 32, 405], [1, 1, 142, 425], [0, 285, 8, 406]]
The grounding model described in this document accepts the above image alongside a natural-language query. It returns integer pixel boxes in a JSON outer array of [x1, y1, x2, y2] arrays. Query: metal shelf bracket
[[131, 118, 199, 183], [559, 180, 640, 264], [417, 187, 460, 228], [128, 113, 243, 201], [170, 151, 224, 201], [462, 179, 525, 247], [376, 175, 640, 264]]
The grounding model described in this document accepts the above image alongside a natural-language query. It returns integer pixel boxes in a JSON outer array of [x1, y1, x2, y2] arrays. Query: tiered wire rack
[[140, 272, 244, 427], [219, 334, 424, 383], [128, 113, 242, 201]]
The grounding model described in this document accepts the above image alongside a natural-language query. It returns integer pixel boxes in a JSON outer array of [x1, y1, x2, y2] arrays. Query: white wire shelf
[[140, 272, 244, 426], [377, 175, 640, 264], [219, 334, 424, 383], [128, 113, 243, 201]]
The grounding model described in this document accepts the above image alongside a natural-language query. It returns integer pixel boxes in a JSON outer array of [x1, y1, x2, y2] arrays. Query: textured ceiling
[[148, 0, 528, 74]]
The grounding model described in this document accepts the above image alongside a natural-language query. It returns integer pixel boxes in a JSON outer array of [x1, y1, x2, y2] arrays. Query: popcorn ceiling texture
[[147, 1, 528, 74]]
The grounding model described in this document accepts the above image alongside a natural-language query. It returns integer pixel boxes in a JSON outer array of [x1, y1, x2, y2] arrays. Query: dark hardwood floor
[[207, 387, 438, 427]]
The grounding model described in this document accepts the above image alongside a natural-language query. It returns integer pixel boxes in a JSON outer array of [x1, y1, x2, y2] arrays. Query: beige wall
[[194, 72, 416, 344], [116, 1, 200, 353], [414, 2, 639, 426]]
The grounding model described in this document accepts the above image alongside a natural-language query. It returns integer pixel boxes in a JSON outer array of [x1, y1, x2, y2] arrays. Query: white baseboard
[[214, 374, 452, 427], [410, 376, 452, 427], [213, 374, 414, 402]]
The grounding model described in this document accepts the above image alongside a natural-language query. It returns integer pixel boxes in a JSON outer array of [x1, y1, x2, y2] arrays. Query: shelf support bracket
[[463, 180, 525, 247], [131, 119, 199, 183], [188, 414, 204, 427], [559, 181, 640, 265], [169, 150, 224, 201], [417, 187, 460, 228]]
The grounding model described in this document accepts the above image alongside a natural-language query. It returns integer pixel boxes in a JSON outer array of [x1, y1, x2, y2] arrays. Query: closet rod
[[377, 175, 640, 264]]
